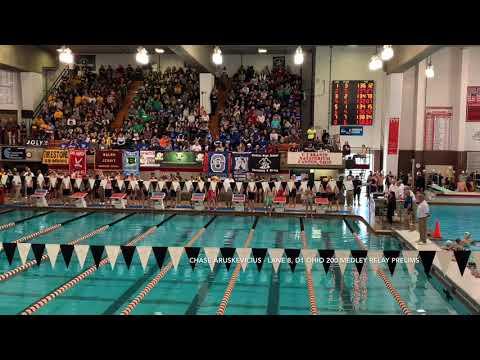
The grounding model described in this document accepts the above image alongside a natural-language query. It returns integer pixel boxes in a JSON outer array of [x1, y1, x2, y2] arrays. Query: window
[[0, 70, 15, 105]]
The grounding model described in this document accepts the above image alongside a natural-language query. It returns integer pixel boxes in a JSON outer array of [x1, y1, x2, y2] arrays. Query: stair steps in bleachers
[[111, 80, 143, 129]]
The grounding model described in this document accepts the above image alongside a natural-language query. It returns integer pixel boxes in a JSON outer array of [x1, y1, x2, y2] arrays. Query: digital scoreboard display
[[331, 80, 374, 126]]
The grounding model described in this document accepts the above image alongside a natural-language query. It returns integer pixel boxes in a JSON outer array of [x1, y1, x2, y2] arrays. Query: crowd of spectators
[[31, 64, 136, 149], [217, 65, 303, 153]]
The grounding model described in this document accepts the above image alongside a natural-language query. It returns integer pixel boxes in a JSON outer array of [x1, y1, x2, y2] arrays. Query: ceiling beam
[[385, 45, 444, 74], [168, 45, 216, 73]]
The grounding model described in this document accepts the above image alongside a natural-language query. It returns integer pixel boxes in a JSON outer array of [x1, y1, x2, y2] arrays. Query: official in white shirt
[[416, 193, 430, 244], [344, 176, 354, 208]]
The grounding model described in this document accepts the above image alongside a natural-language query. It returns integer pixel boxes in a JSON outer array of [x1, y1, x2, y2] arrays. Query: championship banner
[[68, 150, 87, 176], [467, 86, 480, 122], [207, 152, 229, 177], [1, 146, 27, 161], [249, 153, 280, 173], [94, 150, 122, 171], [287, 151, 343, 167], [123, 151, 140, 176], [424, 107, 452, 151], [232, 152, 251, 178], [42, 149, 69, 165], [139, 150, 157, 167], [387, 118, 400, 155], [155, 151, 204, 166]]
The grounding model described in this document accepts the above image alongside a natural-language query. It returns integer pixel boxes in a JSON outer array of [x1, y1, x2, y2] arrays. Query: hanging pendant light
[[425, 57, 434, 78], [380, 45, 394, 61], [136, 47, 149, 65], [58, 46, 74, 64], [212, 46, 223, 65], [294, 46, 304, 65]]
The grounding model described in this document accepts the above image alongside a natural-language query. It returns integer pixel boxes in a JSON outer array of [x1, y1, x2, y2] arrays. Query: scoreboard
[[331, 80, 375, 126]]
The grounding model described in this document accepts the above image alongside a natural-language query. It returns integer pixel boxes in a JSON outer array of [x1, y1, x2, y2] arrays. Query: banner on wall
[[206, 152, 229, 177], [424, 107, 452, 151], [467, 86, 480, 122], [68, 150, 87, 175], [249, 154, 280, 173], [331, 80, 375, 126], [139, 150, 157, 167], [94, 150, 123, 171], [123, 151, 140, 176], [387, 118, 400, 155], [1, 146, 27, 161], [232, 152, 251, 178], [42, 149, 69, 165], [287, 151, 343, 168]]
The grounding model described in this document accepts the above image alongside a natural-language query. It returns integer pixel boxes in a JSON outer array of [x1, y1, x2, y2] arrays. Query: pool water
[[429, 205, 480, 250], [0, 210, 469, 315]]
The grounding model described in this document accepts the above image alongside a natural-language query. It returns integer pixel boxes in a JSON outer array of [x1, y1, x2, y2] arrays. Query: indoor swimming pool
[[0, 209, 469, 315]]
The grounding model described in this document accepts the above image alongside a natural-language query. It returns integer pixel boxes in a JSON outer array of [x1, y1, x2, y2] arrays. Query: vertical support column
[[456, 48, 469, 153], [382, 73, 404, 176], [199, 73, 214, 114], [414, 60, 427, 153]]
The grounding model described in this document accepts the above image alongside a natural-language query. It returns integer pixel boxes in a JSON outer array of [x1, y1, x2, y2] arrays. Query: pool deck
[[395, 229, 480, 314]]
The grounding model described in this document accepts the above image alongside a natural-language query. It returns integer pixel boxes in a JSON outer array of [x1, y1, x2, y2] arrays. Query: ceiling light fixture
[[368, 55, 383, 71], [155, 48, 165, 54], [58, 46, 74, 65], [212, 46, 223, 65], [425, 57, 435, 79], [380, 45, 394, 61], [294, 46, 304, 65], [136, 47, 149, 65], [258, 48, 267, 54]]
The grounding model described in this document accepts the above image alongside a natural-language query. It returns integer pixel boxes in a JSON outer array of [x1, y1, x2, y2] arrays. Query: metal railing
[[32, 66, 70, 121]]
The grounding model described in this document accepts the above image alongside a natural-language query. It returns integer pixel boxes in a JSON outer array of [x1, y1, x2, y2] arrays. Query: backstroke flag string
[[0, 243, 475, 276]]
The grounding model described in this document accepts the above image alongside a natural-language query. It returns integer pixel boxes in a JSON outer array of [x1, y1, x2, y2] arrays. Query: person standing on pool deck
[[344, 175, 354, 209], [416, 193, 430, 244], [353, 175, 362, 206]]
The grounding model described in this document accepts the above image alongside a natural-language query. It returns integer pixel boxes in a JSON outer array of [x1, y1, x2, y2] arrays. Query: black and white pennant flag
[[318, 249, 335, 274], [105, 245, 120, 269], [185, 247, 201, 270], [301, 249, 317, 272], [31, 244, 46, 266], [198, 181, 205, 192], [261, 182, 269, 192], [17, 243, 31, 265], [368, 250, 383, 273], [90, 245, 105, 268], [236, 247, 252, 271], [419, 251, 436, 276], [143, 181, 151, 192], [235, 182, 243, 192], [137, 246, 152, 271], [60, 244, 74, 268], [204, 247, 219, 271], [75, 245, 89, 268], [248, 182, 256, 192], [284, 248, 301, 272], [185, 180, 193, 192], [351, 250, 368, 274], [117, 179, 125, 190], [121, 246, 136, 269], [251, 248, 268, 272], [268, 248, 284, 273], [2, 243, 17, 265], [46, 244, 60, 268], [335, 250, 350, 276], [453, 250, 471, 276], [220, 247, 236, 271], [88, 178, 95, 190], [383, 250, 401, 275], [436, 250, 452, 274], [152, 247, 168, 269], [157, 181, 165, 191], [168, 247, 184, 270], [402, 250, 418, 275]]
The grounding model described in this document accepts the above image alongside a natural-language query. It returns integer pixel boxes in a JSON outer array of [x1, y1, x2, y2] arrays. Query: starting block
[[111, 193, 127, 209], [315, 197, 329, 214], [71, 192, 88, 208], [191, 193, 205, 211], [151, 192, 166, 210], [232, 194, 245, 212], [273, 196, 287, 213], [31, 189, 49, 207]]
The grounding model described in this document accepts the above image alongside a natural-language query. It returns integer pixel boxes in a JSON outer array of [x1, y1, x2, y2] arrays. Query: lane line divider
[[121, 216, 217, 315], [0, 210, 53, 232], [20, 214, 176, 315], [343, 218, 413, 315], [216, 217, 259, 315], [299, 218, 319, 315]]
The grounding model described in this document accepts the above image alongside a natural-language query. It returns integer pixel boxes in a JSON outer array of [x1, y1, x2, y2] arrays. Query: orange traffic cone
[[432, 220, 442, 239]]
